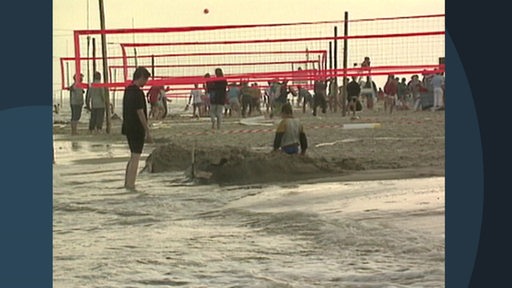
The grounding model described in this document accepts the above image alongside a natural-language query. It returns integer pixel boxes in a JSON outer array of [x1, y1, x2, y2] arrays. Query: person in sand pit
[[272, 103, 308, 155]]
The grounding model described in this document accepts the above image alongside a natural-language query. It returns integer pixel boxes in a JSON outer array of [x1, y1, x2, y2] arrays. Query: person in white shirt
[[188, 83, 204, 118], [431, 73, 445, 111]]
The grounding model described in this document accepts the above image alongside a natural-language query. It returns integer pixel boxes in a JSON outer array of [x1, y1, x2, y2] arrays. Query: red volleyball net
[[63, 13, 444, 100]]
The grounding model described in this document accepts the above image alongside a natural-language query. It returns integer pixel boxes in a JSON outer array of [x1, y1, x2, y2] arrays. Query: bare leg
[[216, 108, 222, 129], [125, 153, 141, 189], [71, 121, 78, 135], [210, 105, 217, 129]]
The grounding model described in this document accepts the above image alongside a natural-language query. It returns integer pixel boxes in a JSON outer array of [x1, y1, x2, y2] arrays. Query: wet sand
[[53, 102, 445, 185]]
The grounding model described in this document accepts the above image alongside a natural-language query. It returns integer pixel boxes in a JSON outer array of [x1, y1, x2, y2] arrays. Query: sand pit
[[143, 142, 364, 185], [53, 102, 445, 185]]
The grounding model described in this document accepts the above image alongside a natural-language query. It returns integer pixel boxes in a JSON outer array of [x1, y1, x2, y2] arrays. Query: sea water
[[53, 140, 445, 287]]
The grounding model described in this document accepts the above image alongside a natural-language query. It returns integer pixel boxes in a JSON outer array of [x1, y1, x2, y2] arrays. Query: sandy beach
[[53, 101, 445, 185], [53, 102, 446, 287]]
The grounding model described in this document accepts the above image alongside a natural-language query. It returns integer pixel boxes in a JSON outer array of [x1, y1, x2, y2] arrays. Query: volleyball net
[[62, 13, 444, 99]]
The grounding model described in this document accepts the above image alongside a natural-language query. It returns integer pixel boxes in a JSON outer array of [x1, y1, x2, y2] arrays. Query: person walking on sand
[[297, 85, 313, 114], [147, 85, 164, 120], [209, 68, 228, 129], [346, 76, 361, 119], [85, 71, 108, 134], [312, 78, 327, 116], [408, 74, 423, 111], [187, 83, 204, 118], [226, 82, 241, 118], [69, 73, 85, 135], [383, 74, 398, 114], [121, 66, 152, 190], [272, 103, 308, 155], [431, 72, 445, 111]]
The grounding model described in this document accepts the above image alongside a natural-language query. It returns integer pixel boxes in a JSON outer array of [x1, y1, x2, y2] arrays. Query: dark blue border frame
[[446, 0, 512, 286], [0, 1, 52, 287], [1, 0, 505, 286], [445, 33, 483, 287]]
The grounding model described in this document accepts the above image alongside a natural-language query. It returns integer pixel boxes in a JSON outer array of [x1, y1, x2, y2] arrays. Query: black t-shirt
[[210, 79, 227, 105], [314, 81, 327, 97], [276, 84, 288, 103], [121, 84, 147, 136], [346, 81, 361, 97]]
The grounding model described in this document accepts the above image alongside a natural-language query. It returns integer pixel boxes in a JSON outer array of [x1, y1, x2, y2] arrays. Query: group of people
[[336, 56, 446, 116], [185, 72, 331, 122], [120, 66, 308, 190], [77, 60, 443, 190], [187, 80, 263, 120], [68, 71, 109, 135], [382, 72, 445, 114]]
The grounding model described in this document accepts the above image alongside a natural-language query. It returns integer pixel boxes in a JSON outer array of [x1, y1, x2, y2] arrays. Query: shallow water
[[53, 139, 445, 287]]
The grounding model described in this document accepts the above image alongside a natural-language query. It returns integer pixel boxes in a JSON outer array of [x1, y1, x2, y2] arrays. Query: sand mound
[[143, 142, 365, 185]]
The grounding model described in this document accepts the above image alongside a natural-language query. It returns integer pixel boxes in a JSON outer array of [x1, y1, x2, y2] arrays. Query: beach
[[53, 101, 445, 184], [53, 102, 445, 287]]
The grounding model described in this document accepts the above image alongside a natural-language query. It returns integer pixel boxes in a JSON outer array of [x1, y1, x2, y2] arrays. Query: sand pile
[[143, 142, 365, 185]]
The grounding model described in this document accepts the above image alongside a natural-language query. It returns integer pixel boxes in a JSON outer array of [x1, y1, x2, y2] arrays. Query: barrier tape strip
[[171, 123, 382, 136]]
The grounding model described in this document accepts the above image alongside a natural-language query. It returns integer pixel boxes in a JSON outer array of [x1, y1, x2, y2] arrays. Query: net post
[[333, 26, 339, 112], [73, 31, 82, 88], [342, 11, 348, 117], [99, 0, 112, 134], [92, 38, 96, 76]]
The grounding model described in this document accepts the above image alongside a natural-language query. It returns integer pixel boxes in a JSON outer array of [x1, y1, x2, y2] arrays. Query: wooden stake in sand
[[191, 141, 196, 179]]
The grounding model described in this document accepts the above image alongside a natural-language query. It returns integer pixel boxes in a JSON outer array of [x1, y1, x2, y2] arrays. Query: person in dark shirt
[[209, 68, 228, 129], [297, 85, 312, 114], [121, 66, 152, 190], [313, 79, 327, 116], [346, 77, 361, 118]]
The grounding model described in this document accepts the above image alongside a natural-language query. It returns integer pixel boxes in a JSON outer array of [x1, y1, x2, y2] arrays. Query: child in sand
[[272, 103, 308, 155]]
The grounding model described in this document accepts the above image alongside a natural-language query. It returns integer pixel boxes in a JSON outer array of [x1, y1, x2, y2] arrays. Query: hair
[[281, 103, 293, 115], [93, 71, 101, 81], [73, 73, 83, 81], [132, 66, 151, 80], [214, 68, 223, 77]]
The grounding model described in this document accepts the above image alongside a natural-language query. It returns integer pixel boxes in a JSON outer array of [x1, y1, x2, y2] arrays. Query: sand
[[53, 102, 445, 185]]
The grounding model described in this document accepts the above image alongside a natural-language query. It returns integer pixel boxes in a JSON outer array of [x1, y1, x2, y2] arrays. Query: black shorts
[[126, 133, 145, 154]]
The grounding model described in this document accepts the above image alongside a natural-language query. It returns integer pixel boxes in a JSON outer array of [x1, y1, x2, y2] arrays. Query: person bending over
[[273, 103, 308, 155]]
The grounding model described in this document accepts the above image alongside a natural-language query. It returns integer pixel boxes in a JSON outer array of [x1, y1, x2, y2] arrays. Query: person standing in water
[[121, 66, 152, 190], [69, 73, 85, 135]]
